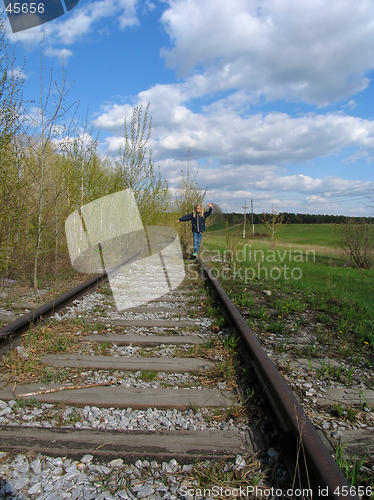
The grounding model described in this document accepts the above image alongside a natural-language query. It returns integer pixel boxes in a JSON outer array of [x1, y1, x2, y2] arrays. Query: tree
[[60, 114, 103, 210], [260, 205, 287, 249], [205, 202, 224, 225], [338, 220, 374, 269], [115, 104, 168, 226], [0, 18, 25, 278], [24, 44, 77, 288], [0, 26, 130, 286], [0, 19, 24, 150]]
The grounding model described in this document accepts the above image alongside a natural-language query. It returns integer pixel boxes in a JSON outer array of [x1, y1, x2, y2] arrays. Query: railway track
[[0, 261, 366, 499]]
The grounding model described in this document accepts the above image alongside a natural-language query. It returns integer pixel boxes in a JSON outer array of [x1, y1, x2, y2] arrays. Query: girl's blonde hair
[[193, 204, 205, 218]]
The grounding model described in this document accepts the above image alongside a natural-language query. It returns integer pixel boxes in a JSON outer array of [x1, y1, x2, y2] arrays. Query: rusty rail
[[200, 261, 358, 500], [0, 272, 107, 341], [0, 249, 147, 341]]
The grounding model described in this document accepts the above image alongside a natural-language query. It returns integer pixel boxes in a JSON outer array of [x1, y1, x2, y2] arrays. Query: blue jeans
[[193, 232, 203, 254]]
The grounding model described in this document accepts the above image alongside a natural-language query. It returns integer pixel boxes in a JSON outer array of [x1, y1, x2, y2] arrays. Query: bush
[[338, 221, 374, 269]]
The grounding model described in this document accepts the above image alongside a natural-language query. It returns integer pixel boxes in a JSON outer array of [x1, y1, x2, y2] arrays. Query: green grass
[[335, 440, 373, 487], [140, 370, 158, 382], [202, 223, 374, 349], [275, 223, 341, 247], [206, 222, 341, 247], [40, 367, 71, 384]]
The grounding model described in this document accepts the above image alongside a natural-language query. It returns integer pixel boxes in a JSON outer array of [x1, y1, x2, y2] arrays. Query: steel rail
[[0, 248, 147, 341], [200, 261, 358, 500], [0, 272, 108, 341]]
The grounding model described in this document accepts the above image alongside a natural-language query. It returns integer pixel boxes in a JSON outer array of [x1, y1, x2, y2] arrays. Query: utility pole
[[243, 202, 248, 238], [251, 199, 254, 235]]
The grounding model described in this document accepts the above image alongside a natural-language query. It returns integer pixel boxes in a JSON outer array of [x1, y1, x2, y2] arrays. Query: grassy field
[[206, 222, 341, 246], [202, 222, 374, 349]]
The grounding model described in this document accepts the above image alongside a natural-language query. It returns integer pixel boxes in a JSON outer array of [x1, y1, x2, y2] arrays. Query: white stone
[[80, 454, 94, 464], [118, 490, 131, 499], [28, 482, 42, 495], [14, 476, 29, 489], [110, 458, 123, 468], [137, 484, 154, 498], [64, 470, 80, 482]]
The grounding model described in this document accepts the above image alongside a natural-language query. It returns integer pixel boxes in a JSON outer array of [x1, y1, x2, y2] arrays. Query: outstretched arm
[[178, 213, 193, 222], [204, 203, 213, 217]]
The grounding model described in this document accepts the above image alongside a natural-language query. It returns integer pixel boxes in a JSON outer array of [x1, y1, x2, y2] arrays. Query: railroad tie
[[40, 354, 214, 373], [81, 334, 205, 345]]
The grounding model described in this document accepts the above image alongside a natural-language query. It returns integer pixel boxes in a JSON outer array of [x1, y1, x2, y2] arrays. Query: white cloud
[[97, 71, 374, 169], [99, 95, 374, 165], [95, 103, 134, 131], [11, 66, 29, 80], [160, 0, 374, 105], [44, 47, 73, 62], [345, 100, 356, 110], [306, 195, 329, 203], [95, 91, 374, 215]]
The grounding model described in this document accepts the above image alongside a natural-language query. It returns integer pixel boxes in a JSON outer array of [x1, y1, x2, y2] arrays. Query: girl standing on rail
[[176, 203, 213, 259]]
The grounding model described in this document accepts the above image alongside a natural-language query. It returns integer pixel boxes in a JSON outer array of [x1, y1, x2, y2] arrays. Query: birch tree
[[115, 104, 168, 226], [0, 19, 25, 278], [25, 47, 77, 288], [260, 205, 287, 249]]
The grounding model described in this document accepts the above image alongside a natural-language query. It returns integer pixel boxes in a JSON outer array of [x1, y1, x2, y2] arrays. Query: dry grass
[[204, 404, 248, 423], [0, 349, 45, 383], [176, 337, 228, 360], [179, 338, 239, 390], [186, 455, 271, 495], [0, 349, 83, 385], [0, 323, 88, 383], [22, 323, 84, 353]]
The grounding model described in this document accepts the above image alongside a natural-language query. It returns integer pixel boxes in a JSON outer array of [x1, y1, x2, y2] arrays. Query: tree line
[[225, 212, 373, 225]]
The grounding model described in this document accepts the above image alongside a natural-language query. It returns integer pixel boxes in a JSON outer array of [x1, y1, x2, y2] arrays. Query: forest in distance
[[223, 212, 374, 225]]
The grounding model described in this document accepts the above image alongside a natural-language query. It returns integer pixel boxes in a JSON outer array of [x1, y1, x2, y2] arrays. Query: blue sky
[[5, 0, 374, 215]]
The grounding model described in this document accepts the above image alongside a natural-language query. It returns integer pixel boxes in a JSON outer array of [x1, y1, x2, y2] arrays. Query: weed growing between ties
[[21, 322, 88, 353], [188, 456, 270, 491], [40, 367, 72, 384], [198, 352, 237, 390], [334, 440, 374, 488], [0, 344, 83, 383], [140, 370, 158, 382], [14, 396, 41, 409], [93, 341, 111, 356], [0, 320, 119, 383], [86, 454, 289, 498]]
